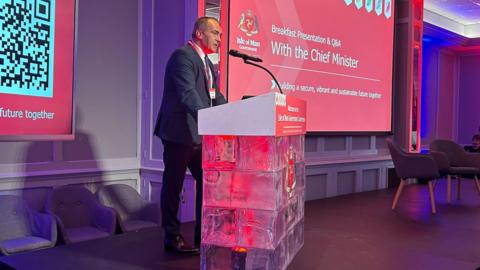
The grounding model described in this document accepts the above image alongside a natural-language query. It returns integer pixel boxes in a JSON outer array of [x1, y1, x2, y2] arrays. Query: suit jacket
[[154, 44, 227, 145]]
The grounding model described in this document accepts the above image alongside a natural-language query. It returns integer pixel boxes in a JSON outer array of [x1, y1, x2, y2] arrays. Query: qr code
[[0, 0, 55, 98]]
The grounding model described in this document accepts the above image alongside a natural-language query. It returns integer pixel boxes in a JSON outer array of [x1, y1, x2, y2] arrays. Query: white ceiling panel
[[425, 0, 480, 37]]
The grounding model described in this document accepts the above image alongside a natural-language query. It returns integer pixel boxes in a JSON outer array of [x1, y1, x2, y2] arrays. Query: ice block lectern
[[198, 92, 306, 270]]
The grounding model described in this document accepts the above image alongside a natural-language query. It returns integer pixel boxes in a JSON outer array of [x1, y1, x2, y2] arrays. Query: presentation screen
[[226, 0, 395, 133], [0, 0, 76, 140]]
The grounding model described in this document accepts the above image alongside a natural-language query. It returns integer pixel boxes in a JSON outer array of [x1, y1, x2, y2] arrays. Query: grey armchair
[[46, 185, 116, 244], [386, 139, 440, 213], [96, 184, 160, 232], [0, 195, 57, 255], [430, 139, 480, 203]]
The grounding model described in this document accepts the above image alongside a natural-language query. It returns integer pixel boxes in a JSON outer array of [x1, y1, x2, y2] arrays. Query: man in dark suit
[[154, 17, 226, 254], [465, 134, 480, 153]]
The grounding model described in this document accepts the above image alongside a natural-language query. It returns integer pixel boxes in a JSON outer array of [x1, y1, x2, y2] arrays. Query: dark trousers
[[161, 140, 203, 245]]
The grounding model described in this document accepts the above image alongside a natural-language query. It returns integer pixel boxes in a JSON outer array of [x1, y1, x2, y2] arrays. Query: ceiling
[[204, 0, 480, 38], [425, 0, 480, 25], [424, 0, 480, 38]]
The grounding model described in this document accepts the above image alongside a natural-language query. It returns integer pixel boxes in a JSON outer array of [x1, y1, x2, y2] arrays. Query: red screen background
[[225, 0, 395, 132]]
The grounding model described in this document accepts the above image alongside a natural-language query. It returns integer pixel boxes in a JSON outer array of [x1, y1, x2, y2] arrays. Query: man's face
[[197, 20, 222, 54], [473, 139, 480, 150]]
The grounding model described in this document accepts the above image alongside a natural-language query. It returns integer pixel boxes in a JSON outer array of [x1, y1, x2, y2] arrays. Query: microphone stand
[[243, 59, 283, 94]]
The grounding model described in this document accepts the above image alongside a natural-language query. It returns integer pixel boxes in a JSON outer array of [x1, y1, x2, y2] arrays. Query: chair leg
[[392, 179, 406, 211], [457, 177, 461, 200], [428, 180, 437, 214], [447, 175, 452, 204], [474, 175, 480, 195], [432, 179, 438, 190]]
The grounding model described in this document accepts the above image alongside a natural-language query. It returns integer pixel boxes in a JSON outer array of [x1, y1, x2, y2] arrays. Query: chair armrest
[[30, 211, 57, 245], [464, 152, 480, 169], [140, 202, 160, 224], [430, 151, 450, 173], [393, 153, 440, 179], [91, 204, 116, 235], [46, 210, 70, 244]]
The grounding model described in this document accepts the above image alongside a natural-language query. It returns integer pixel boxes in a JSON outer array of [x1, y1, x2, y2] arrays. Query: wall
[[0, 0, 140, 211], [303, 135, 392, 201], [420, 43, 458, 148], [421, 41, 439, 145], [437, 51, 457, 140], [458, 53, 480, 144], [421, 23, 480, 147]]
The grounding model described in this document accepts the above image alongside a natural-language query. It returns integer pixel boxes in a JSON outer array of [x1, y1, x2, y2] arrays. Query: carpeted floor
[[2, 180, 480, 270]]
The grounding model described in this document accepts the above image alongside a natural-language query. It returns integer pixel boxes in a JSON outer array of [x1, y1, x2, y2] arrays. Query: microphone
[[228, 49, 263, 62]]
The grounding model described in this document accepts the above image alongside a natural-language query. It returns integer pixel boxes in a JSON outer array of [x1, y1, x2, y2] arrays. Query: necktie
[[204, 55, 215, 105], [204, 55, 212, 89]]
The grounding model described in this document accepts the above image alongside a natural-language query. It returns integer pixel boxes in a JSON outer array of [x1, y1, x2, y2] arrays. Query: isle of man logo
[[238, 10, 259, 37]]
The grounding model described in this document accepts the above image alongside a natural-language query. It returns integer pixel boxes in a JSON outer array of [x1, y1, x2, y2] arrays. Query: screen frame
[[222, 0, 396, 135], [0, 0, 78, 142]]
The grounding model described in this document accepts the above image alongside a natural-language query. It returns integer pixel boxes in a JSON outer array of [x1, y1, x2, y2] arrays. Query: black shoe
[[164, 235, 199, 254]]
